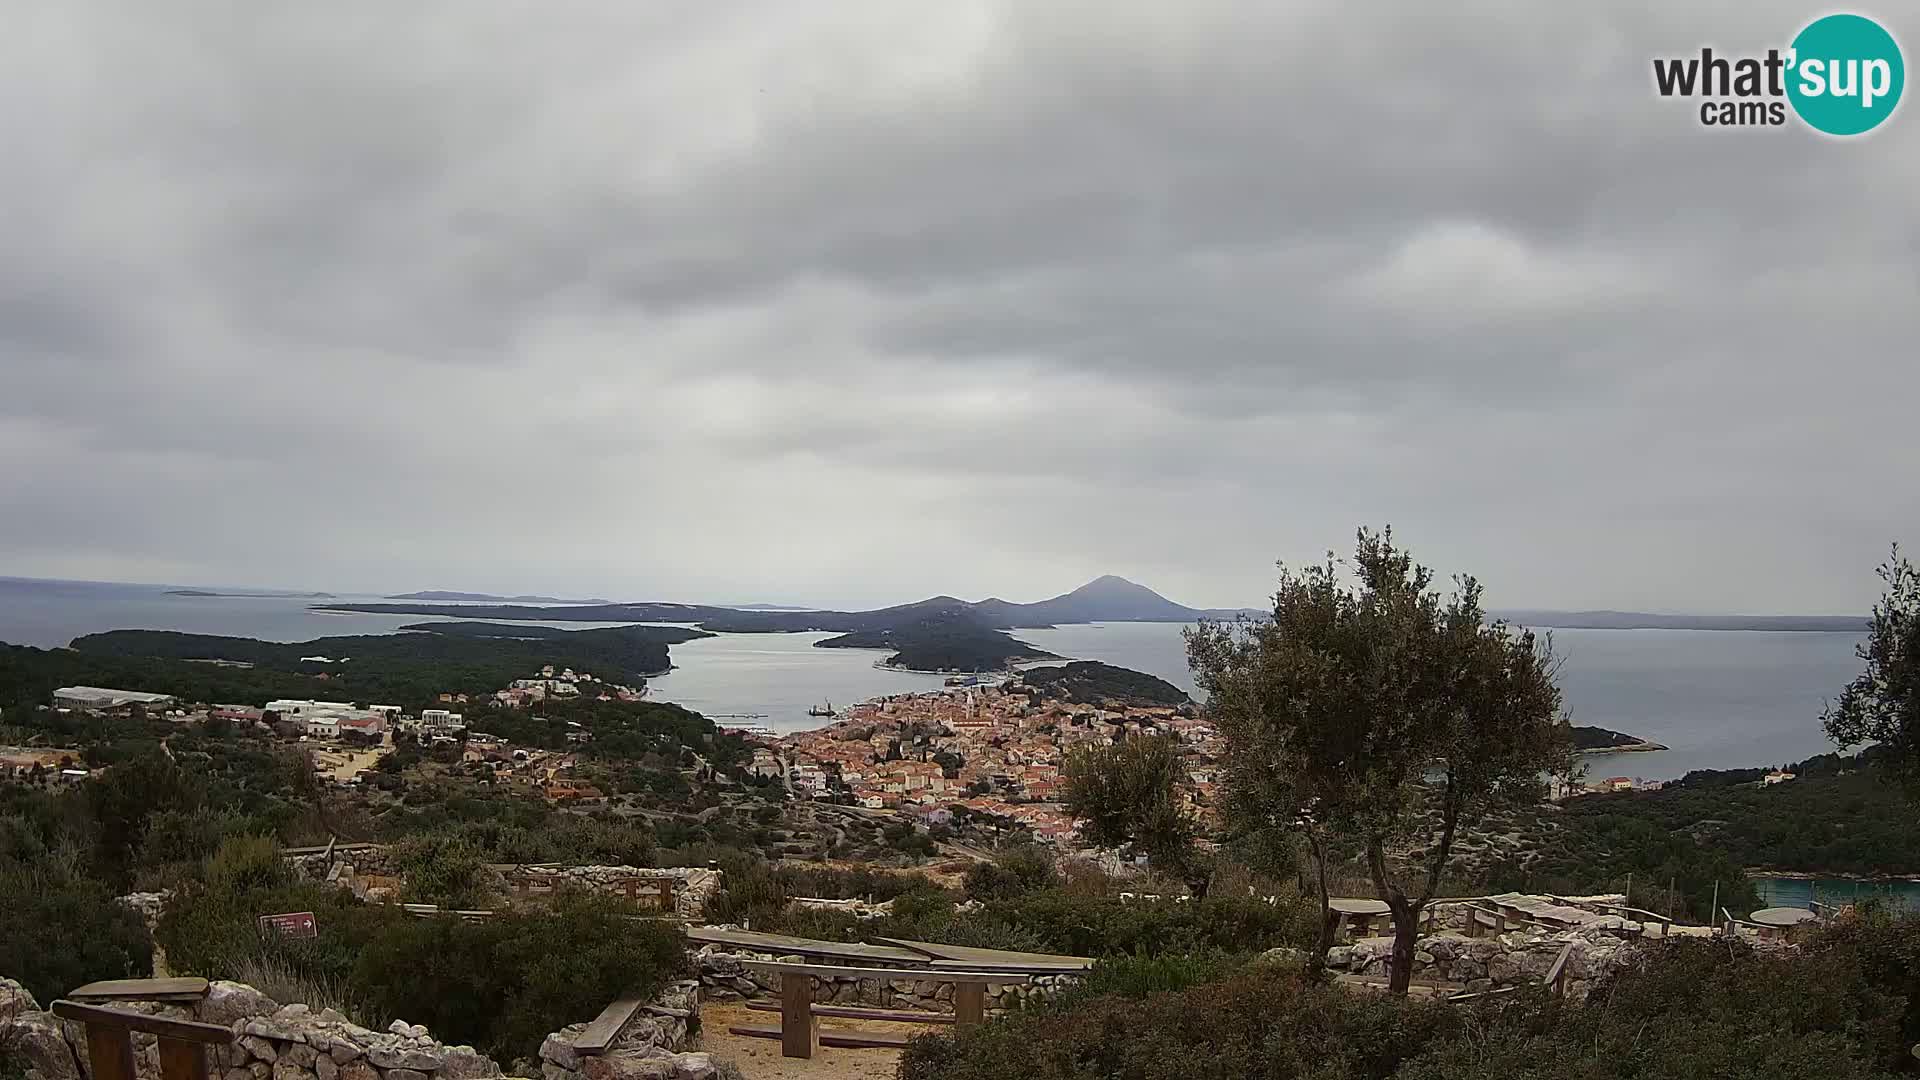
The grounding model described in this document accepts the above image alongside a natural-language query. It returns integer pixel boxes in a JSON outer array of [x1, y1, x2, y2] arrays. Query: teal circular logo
[[1787, 14, 1904, 135]]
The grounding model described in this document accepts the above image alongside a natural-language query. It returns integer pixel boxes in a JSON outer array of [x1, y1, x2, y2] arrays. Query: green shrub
[[205, 834, 290, 894], [1054, 951, 1248, 1004], [157, 837, 409, 991], [903, 921, 1920, 1080], [352, 892, 689, 1059], [963, 848, 1059, 903], [899, 964, 1462, 1080], [0, 860, 153, 1005], [391, 833, 491, 908], [1397, 937, 1908, 1080], [750, 882, 1312, 959]]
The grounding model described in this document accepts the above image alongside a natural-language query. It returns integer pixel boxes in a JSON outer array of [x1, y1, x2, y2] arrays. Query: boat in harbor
[[806, 701, 834, 717]]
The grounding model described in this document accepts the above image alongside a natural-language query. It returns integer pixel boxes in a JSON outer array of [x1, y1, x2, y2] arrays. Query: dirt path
[[323, 743, 390, 781], [695, 1001, 943, 1080]]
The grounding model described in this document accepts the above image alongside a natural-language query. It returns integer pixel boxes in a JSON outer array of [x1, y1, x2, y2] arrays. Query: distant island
[[724, 603, 818, 611], [817, 615, 1060, 673], [167, 589, 334, 598], [319, 575, 1243, 671], [1570, 725, 1668, 753], [386, 590, 613, 603], [0, 621, 710, 714], [1020, 660, 1190, 707], [314, 578, 1869, 673]]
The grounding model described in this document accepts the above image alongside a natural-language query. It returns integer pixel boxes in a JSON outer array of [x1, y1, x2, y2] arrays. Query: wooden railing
[[51, 1001, 232, 1080]]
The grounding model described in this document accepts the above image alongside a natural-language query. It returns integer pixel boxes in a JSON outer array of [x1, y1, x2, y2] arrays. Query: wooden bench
[[726, 961, 1031, 1059], [68, 979, 210, 1004], [52, 1001, 232, 1080], [572, 996, 648, 1055]]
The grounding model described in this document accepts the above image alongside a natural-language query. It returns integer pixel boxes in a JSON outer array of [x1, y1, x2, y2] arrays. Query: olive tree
[[1824, 544, 1920, 793], [1188, 528, 1569, 995], [1062, 732, 1210, 897]]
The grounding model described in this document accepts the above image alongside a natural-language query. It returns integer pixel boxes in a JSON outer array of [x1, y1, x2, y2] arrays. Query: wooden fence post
[[954, 981, 986, 1028], [780, 976, 817, 1059], [83, 1023, 137, 1080]]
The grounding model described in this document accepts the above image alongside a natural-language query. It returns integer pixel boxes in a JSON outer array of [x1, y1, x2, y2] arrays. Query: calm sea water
[[1753, 876, 1920, 912], [1019, 621, 1867, 783], [0, 578, 1869, 778]]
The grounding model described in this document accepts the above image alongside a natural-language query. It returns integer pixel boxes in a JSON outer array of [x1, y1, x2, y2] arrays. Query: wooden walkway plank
[[871, 937, 1093, 972], [728, 1025, 915, 1050], [68, 979, 210, 1002], [572, 997, 646, 1055], [686, 927, 930, 965], [737, 960, 1030, 985], [744, 1002, 955, 1024]]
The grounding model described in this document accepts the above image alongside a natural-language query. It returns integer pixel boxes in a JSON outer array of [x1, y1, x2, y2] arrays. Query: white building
[[53, 687, 176, 711], [418, 709, 465, 734], [265, 699, 356, 720], [265, 699, 383, 738]]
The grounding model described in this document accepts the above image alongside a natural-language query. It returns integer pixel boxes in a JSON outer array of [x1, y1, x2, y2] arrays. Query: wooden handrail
[[1543, 942, 1576, 997], [1447, 985, 1519, 1003], [51, 1001, 233, 1044], [52, 1000, 233, 1080]]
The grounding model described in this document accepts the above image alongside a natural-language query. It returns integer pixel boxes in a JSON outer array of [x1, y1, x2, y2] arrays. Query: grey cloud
[[0, 0, 1915, 613]]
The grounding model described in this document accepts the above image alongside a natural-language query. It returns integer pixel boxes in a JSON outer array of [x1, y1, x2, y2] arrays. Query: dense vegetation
[[1496, 749, 1920, 907], [1020, 661, 1190, 706], [154, 837, 687, 1061], [0, 855, 153, 1007], [901, 914, 1920, 1080], [60, 624, 701, 704], [1, 623, 704, 717], [714, 847, 1317, 959], [816, 614, 1059, 673], [468, 696, 753, 770]]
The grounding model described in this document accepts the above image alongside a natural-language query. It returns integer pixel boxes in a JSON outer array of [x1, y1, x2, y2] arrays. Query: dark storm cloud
[[1, 0, 1915, 611]]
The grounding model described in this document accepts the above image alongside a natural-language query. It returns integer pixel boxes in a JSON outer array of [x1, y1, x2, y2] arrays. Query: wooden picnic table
[[729, 961, 1031, 1059]]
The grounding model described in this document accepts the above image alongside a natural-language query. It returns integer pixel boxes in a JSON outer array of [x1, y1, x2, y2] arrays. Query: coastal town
[[752, 677, 1215, 846]]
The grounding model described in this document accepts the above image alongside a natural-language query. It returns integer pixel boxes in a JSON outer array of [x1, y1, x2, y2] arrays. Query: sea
[[0, 577, 1870, 779], [3, 574, 1908, 904]]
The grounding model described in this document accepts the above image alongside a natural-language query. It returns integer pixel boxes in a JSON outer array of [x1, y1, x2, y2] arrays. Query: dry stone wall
[[693, 946, 1081, 1014], [1325, 928, 1635, 999], [535, 982, 718, 1080], [498, 867, 720, 922], [0, 978, 500, 1080], [282, 847, 719, 921]]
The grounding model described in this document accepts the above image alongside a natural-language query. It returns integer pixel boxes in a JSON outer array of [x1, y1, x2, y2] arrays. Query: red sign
[[258, 911, 318, 939]]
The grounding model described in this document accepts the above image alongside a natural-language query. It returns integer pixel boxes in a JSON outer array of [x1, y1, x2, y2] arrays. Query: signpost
[[257, 912, 317, 939]]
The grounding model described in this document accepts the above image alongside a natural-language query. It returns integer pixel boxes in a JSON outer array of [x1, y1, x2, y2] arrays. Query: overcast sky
[[2, 2, 1915, 613]]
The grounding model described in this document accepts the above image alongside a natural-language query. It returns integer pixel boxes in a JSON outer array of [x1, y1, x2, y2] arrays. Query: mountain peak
[[1074, 574, 1153, 594]]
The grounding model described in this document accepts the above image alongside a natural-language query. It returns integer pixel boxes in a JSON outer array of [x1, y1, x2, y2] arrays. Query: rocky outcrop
[[116, 892, 173, 927], [0, 978, 503, 1080], [692, 946, 1080, 1013], [2, 979, 83, 1080], [1326, 928, 1634, 999], [536, 982, 720, 1080]]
